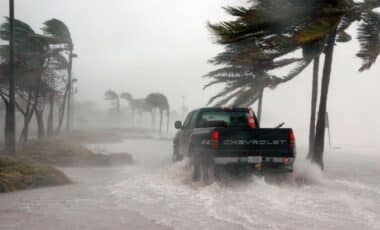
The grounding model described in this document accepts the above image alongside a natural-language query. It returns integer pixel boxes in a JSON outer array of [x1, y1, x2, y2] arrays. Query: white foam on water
[[94, 139, 380, 230]]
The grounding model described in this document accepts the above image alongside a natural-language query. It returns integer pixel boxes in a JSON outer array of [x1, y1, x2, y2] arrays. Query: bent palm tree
[[104, 90, 120, 112], [146, 93, 170, 134], [42, 19, 75, 132], [208, 0, 380, 169]]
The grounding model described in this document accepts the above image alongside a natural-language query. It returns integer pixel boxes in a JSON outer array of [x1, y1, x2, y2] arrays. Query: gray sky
[[0, 0, 379, 147]]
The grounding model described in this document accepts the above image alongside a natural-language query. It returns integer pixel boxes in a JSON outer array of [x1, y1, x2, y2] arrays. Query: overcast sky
[[0, 0, 379, 147]]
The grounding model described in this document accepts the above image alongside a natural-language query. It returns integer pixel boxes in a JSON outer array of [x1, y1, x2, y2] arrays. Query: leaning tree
[[42, 18, 75, 133], [208, 0, 380, 169], [104, 90, 120, 113], [145, 93, 170, 134]]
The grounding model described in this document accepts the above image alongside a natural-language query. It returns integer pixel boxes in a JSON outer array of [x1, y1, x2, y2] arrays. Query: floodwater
[[1, 138, 380, 230]]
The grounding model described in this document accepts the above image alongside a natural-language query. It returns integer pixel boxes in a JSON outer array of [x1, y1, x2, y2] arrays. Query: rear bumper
[[213, 156, 294, 172], [190, 148, 295, 172]]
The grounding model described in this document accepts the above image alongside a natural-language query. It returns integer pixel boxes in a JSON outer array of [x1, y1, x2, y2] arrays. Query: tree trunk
[[47, 92, 54, 136], [19, 105, 37, 144], [307, 56, 320, 159], [166, 107, 170, 134], [257, 88, 264, 124], [19, 116, 29, 144], [66, 49, 73, 131], [312, 31, 336, 170], [1, 95, 12, 151], [159, 108, 163, 134], [151, 109, 155, 130], [35, 110, 45, 139], [116, 97, 120, 113], [56, 83, 69, 134]]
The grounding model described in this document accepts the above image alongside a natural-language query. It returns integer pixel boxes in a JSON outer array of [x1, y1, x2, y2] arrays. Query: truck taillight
[[248, 109, 257, 128], [283, 157, 291, 164], [212, 130, 219, 149], [290, 131, 295, 150]]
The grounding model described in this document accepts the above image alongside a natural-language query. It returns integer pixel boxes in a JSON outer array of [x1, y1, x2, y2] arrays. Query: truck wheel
[[172, 143, 183, 163], [192, 152, 215, 183], [192, 153, 201, 182], [172, 152, 183, 162]]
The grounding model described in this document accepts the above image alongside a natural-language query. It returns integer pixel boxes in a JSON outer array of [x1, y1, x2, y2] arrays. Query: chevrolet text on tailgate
[[173, 108, 296, 182]]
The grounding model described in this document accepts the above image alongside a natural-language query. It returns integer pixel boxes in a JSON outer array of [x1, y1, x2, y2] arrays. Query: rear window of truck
[[197, 111, 252, 128]]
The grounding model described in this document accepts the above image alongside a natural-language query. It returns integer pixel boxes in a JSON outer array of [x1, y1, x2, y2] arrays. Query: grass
[[0, 156, 70, 193], [16, 138, 133, 167], [0, 138, 133, 193]]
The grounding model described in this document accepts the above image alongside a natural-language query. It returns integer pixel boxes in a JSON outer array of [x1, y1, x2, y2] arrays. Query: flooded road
[[1, 138, 380, 230]]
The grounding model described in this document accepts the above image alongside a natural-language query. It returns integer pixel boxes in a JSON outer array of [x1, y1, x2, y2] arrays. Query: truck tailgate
[[215, 128, 294, 157]]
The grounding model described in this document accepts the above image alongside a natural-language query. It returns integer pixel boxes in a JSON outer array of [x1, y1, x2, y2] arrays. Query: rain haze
[[0, 0, 379, 145], [0, 1, 380, 230]]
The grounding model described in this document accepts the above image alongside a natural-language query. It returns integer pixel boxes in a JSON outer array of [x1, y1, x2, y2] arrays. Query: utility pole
[[8, 0, 16, 154], [66, 51, 77, 131]]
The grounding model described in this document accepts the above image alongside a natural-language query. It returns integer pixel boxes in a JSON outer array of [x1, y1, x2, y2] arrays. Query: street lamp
[[8, 0, 16, 154]]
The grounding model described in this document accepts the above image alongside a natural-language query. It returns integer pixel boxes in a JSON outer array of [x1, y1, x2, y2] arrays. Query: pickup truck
[[173, 108, 296, 181]]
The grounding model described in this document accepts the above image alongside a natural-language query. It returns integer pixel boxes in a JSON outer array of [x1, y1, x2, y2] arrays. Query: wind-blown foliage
[[42, 19, 72, 46], [0, 18, 75, 142], [145, 93, 170, 133], [357, 11, 380, 71], [205, 0, 380, 169]]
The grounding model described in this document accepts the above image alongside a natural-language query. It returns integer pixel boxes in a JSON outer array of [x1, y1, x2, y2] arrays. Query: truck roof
[[197, 107, 250, 112]]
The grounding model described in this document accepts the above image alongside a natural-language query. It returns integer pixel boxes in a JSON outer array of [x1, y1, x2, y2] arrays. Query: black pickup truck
[[173, 108, 296, 181]]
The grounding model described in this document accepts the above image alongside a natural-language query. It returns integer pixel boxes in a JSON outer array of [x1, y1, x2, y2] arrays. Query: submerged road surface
[[1, 138, 380, 230]]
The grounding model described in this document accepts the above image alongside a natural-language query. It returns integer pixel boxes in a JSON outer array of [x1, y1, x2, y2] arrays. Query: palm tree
[[104, 90, 120, 112], [303, 2, 380, 168], [42, 19, 75, 133], [0, 18, 49, 143], [208, 0, 380, 169], [206, 3, 326, 123], [120, 92, 134, 111], [145, 93, 170, 133]]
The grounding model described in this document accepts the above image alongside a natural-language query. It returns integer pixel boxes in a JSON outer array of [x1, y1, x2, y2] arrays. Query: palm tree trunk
[[166, 107, 170, 134], [66, 49, 73, 130], [257, 88, 264, 124], [307, 56, 320, 159], [159, 108, 163, 133], [1, 95, 11, 149], [47, 92, 54, 136], [35, 110, 45, 139], [151, 109, 155, 130], [117, 97, 120, 113], [19, 111, 34, 144], [312, 31, 336, 170], [56, 83, 69, 134]]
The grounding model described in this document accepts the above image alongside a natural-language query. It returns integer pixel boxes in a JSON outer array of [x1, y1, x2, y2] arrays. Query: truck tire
[[172, 144, 183, 162], [192, 151, 215, 183], [192, 152, 201, 182], [172, 152, 183, 162]]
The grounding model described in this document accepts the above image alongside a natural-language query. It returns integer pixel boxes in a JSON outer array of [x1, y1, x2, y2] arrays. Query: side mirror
[[175, 121, 183, 130], [275, 122, 285, 129]]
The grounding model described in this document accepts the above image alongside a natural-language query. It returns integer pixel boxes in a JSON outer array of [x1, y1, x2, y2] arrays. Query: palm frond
[[294, 14, 342, 44], [105, 90, 119, 100], [120, 92, 133, 101], [204, 66, 251, 78], [279, 59, 313, 83], [42, 19, 72, 46], [356, 11, 380, 71]]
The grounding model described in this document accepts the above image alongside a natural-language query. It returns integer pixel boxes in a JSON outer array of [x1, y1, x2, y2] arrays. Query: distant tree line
[[206, 0, 380, 169], [105, 90, 170, 133]]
